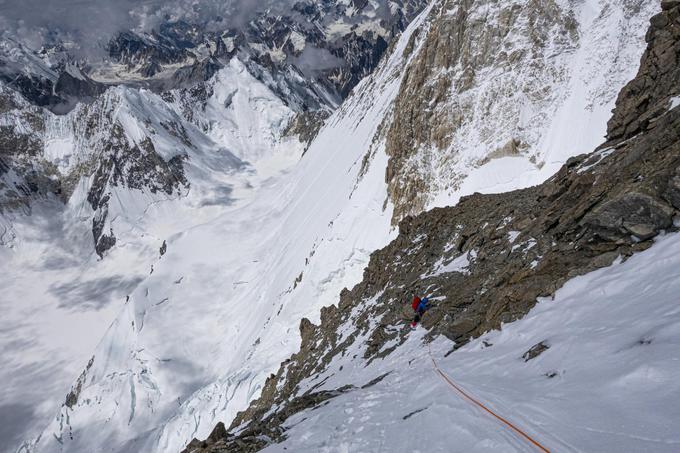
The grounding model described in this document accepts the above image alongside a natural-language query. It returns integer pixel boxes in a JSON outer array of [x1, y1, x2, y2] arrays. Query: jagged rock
[[606, 2, 680, 143], [64, 357, 95, 409], [283, 110, 330, 151], [584, 193, 675, 241], [522, 341, 550, 362]]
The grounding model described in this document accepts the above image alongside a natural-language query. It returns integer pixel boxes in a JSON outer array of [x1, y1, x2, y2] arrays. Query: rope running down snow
[[427, 344, 550, 453]]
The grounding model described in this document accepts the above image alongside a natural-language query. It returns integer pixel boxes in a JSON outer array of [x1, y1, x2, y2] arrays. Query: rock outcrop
[[185, 3, 680, 450], [381, 0, 657, 222], [0, 89, 58, 216]]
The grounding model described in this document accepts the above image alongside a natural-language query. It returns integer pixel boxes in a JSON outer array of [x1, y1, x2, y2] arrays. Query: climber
[[410, 295, 430, 328]]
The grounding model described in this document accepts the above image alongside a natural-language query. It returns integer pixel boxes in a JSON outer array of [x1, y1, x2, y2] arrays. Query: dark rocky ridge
[[0, 91, 62, 216], [184, 3, 680, 451], [0, 73, 62, 109]]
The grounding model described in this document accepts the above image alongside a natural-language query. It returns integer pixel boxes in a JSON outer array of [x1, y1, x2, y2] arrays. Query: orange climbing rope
[[428, 345, 551, 453]]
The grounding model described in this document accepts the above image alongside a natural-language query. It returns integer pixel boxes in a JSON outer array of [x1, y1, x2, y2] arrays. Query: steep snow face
[[383, 0, 660, 219], [260, 232, 680, 452], [165, 59, 296, 168]]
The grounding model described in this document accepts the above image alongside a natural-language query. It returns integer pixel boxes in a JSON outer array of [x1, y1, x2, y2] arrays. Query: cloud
[[292, 46, 347, 78], [0, 319, 73, 453], [0, 0, 292, 57], [1, 0, 146, 53], [0, 403, 35, 452], [49, 274, 144, 311]]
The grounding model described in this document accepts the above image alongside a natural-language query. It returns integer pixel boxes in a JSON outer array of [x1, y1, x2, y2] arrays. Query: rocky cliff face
[[381, 0, 658, 222], [184, 2, 680, 450], [607, 0, 680, 145], [0, 88, 52, 218]]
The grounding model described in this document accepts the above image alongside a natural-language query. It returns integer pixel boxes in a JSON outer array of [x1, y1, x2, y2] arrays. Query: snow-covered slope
[[261, 231, 680, 452], [10, 0, 661, 452], [2, 57, 300, 452]]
